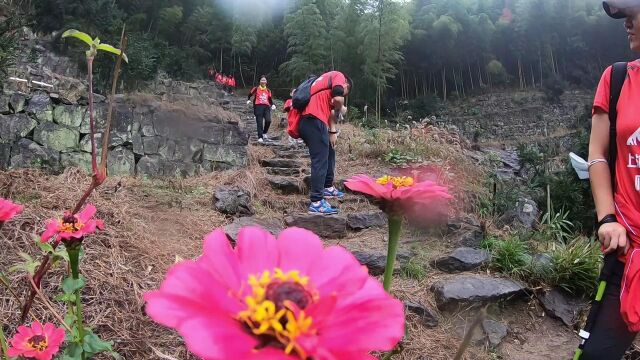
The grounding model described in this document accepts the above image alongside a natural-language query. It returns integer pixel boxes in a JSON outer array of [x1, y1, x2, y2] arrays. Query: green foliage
[[542, 75, 568, 103], [546, 238, 601, 296], [0, 13, 22, 87], [384, 149, 418, 166], [482, 236, 531, 277], [400, 258, 427, 280], [539, 209, 575, 244], [404, 94, 442, 119], [486, 60, 508, 85]]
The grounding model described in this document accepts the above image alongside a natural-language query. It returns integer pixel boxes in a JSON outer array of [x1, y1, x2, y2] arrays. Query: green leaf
[[54, 246, 70, 262], [62, 277, 85, 295], [37, 240, 54, 254], [55, 293, 76, 302], [83, 333, 113, 355], [63, 343, 83, 360], [96, 44, 128, 63], [62, 29, 94, 47]]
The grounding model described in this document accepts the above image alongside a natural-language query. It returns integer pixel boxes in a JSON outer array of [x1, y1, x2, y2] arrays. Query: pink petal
[[276, 227, 324, 274], [6, 347, 22, 357], [32, 321, 44, 334], [200, 229, 243, 290], [177, 316, 257, 359], [40, 221, 60, 243], [308, 246, 369, 298], [47, 328, 66, 345], [76, 204, 97, 223], [95, 219, 105, 230], [144, 261, 242, 328], [344, 176, 390, 200], [235, 226, 278, 276], [317, 279, 405, 353]]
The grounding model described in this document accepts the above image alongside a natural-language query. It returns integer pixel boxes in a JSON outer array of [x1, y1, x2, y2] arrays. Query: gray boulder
[[284, 214, 347, 239], [224, 217, 283, 245], [9, 93, 27, 113], [33, 122, 79, 152], [60, 152, 92, 173], [431, 275, 526, 311], [351, 250, 413, 276], [432, 247, 490, 273], [143, 136, 162, 154], [499, 197, 539, 230], [107, 147, 135, 176], [482, 320, 508, 347], [537, 288, 587, 327], [26, 93, 53, 122], [0, 114, 37, 142], [213, 187, 254, 216], [136, 155, 164, 177], [10, 139, 60, 170], [53, 105, 84, 127], [347, 212, 387, 231], [405, 301, 439, 328], [267, 176, 301, 194]]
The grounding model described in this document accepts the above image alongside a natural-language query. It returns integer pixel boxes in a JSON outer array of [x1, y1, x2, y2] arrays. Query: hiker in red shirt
[[247, 75, 276, 143], [215, 73, 223, 85], [298, 71, 352, 214], [229, 76, 236, 94], [582, 1, 640, 358]]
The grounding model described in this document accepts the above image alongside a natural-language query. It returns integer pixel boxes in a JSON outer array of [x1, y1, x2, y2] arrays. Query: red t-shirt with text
[[593, 60, 640, 242], [302, 71, 348, 125]]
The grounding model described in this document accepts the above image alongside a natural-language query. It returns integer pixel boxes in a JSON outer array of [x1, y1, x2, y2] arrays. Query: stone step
[[260, 158, 302, 169], [352, 250, 413, 276], [431, 247, 490, 273], [275, 149, 308, 159], [347, 211, 387, 231], [284, 213, 347, 239], [266, 167, 304, 176], [431, 275, 526, 311], [267, 176, 302, 194], [223, 216, 283, 245]]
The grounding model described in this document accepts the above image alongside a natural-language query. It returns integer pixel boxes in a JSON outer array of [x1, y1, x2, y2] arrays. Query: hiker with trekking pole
[[572, 1, 640, 358]]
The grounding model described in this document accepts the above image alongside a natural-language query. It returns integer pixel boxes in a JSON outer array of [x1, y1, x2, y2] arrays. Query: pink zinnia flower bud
[[40, 204, 105, 244], [7, 321, 65, 360], [144, 226, 405, 359]]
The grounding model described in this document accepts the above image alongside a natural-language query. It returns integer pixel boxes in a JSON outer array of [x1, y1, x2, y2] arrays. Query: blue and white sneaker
[[308, 199, 339, 215], [323, 187, 345, 199]]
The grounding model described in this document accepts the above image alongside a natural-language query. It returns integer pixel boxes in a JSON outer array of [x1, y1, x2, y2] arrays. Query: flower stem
[[67, 246, 86, 358], [0, 324, 8, 360], [383, 216, 403, 292]]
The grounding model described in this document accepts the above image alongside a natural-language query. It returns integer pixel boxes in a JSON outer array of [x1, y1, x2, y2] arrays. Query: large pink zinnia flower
[[344, 174, 452, 216], [7, 321, 65, 360], [40, 204, 104, 244], [144, 226, 405, 360], [0, 197, 23, 222]]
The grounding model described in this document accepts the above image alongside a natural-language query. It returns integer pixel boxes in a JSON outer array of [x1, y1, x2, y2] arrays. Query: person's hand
[[598, 222, 630, 255], [271, 104, 276, 110], [329, 133, 337, 148], [246, 100, 252, 105]]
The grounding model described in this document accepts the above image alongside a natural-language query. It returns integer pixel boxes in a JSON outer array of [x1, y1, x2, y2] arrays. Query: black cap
[[604, 0, 640, 19]]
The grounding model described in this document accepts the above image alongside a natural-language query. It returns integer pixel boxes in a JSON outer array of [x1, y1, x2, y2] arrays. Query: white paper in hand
[[570, 152, 590, 180]]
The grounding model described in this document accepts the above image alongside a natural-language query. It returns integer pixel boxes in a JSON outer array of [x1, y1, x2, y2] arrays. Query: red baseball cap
[[604, 0, 640, 19]]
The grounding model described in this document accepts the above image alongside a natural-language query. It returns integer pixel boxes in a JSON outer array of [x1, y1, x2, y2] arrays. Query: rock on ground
[[432, 247, 490, 273], [284, 214, 347, 239], [431, 275, 526, 311], [537, 288, 587, 327], [212, 187, 254, 216], [224, 217, 283, 245]]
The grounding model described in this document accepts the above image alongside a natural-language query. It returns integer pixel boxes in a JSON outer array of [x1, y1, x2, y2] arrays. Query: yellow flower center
[[27, 335, 47, 352], [59, 215, 84, 233], [376, 175, 414, 189], [237, 269, 317, 359]]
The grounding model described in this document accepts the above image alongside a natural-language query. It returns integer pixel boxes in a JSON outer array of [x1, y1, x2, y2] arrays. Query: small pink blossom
[[0, 197, 23, 222], [41, 204, 104, 243], [344, 174, 452, 217], [144, 226, 405, 359], [7, 321, 65, 360]]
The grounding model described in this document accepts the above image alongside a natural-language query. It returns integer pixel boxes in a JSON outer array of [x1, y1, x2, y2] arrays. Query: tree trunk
[[468, 62, 474, 90], [238, 56, 246, 87], [453, 67, 459, 95], [414, 73, 419, 98], [518, 57, 524, 89], [460, 68, 465, 97], [539, 49, 543, 85], [220, 49, 223, 73], [477, 61, 484, 87], [442, 67, 447, 102], [530, 63, 535, 88]]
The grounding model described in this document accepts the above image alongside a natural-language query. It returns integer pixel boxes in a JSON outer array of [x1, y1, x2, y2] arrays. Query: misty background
[[7, 0, 638, 113]]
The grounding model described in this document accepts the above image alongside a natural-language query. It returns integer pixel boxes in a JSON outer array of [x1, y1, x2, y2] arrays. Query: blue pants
[[298, 116, 335, 202]]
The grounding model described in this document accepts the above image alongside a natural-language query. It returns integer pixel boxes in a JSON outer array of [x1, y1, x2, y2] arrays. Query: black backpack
[[609, 62, 628, 191], [292, 75, 333, 111]]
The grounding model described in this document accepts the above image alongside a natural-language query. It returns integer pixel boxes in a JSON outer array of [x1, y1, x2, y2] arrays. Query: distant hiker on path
[[580, 1, 640, 358], [247, 76, 275, 144], [283, 88, 304, 146], [297, 71, 352, 215]]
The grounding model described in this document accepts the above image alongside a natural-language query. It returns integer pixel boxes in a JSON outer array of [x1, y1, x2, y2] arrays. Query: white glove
[[271, 105, 276, 110], [246, 100, 252, 105]]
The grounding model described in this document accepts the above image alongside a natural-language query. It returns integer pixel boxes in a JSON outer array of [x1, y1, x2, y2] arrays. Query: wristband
[[329, 130, 338, 134], [597, 214, 618, 232]]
